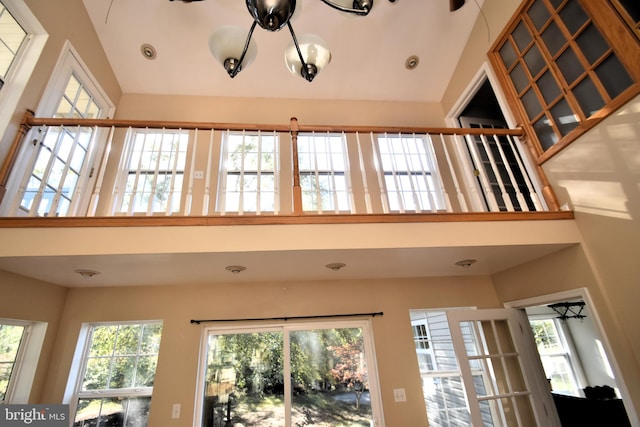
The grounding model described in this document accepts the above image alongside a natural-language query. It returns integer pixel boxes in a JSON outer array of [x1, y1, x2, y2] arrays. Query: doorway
[[507, 290, 635, 426]]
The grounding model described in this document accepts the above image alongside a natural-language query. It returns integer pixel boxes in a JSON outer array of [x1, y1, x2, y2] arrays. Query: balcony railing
[[0, 110, 571, 226]]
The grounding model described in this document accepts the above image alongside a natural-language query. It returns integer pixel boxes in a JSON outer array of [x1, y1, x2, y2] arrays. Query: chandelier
[[171, 0, 378, 82]]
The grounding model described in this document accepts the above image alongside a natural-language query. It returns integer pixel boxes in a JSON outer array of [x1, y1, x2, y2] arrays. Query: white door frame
[[504, 287, 639, 427]]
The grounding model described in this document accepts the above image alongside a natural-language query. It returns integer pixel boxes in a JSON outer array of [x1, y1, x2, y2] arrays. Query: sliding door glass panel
[[202, 331, 285, 427], [290, 328, 372, 426]]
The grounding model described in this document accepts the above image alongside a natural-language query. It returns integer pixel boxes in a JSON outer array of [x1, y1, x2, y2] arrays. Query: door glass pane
[[290, 328, 373, 426], [595, 54, 634, 99], [202, 332, 285, 427]]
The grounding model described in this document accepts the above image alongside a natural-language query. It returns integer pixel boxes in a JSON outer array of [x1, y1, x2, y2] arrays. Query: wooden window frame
[[489, 0, 640, 164]]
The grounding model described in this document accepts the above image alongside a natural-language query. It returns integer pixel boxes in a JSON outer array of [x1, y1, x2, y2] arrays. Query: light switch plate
[[172, 403, 181, 419], [393, 388, 406, 402]]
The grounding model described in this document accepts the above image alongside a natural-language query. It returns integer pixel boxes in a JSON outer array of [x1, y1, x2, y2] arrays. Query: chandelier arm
[[319, 0, 370, 15], [286, 21, 312, 81], [231, 20, 258, 77]]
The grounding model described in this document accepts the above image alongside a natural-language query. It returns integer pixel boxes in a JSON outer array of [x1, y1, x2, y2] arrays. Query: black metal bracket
[[547, 301, 586, 320]]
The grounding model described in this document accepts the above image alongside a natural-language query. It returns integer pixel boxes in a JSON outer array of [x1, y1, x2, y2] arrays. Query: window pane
[[550, 99, 579, 137], [512, 20, 532, 52], [510, 63, 529, 94], [573, 76, 605, 117], [0, 5, 27, 80], [74, 397, 151, 427], [0, 324, 26, 402], [595, 54, 634, 100], [576, 24, 609, 64], [541, 20, 566, 56], [533, 114, 558, 151], [556, 46, 583, 85], [499, 40, 517, 69], [524, 43, 545, 77], [521, 88, 543, 119], [527, 1, 551, 30], [559, 0, 589, 35], [537, 70, 562, 105]]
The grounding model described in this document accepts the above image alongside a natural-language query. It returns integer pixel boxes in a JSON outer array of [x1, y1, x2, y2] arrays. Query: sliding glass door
[[197, 321, 382, 427]]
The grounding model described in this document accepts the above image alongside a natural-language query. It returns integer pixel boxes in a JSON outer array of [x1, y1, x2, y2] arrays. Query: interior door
[[458, 116, 539, 212], [446, 308, 560, 427]]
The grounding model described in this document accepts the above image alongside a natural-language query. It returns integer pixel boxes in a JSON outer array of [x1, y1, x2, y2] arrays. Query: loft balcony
[[0, 111, 578, 287]]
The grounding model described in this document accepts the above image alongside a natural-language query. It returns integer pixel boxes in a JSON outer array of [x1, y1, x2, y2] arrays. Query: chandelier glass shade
[[208, 0, 374, 82]]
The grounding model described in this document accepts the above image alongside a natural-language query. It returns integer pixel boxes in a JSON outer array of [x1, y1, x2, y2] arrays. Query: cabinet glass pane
[[524, 43, 545, 77], [551, 99, 579, 137], [510, 62, 530, 94], [576, 24, 609, 64], [557, 46, 583, 85], [541, 21, 566, 56], [500, 40, 518, 69], [528, 1, 551, 30], [574, 76, 605, 117], [559, 0, 589, 35], [513, 20, 532, 52], [595, 54, 634, 99], [533, 115, 558, 151], [537, 70, 561, 104], [522, 88, 543, 119]]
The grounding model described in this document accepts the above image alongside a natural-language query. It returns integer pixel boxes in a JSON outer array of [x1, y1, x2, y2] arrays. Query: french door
[[446, 308, 560, 427], [197, 320, 383, 427]]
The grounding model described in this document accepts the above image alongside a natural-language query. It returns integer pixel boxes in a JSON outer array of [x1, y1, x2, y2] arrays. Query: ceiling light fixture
[[172, 0, 377, 82], [455, 259, 477, 268], [74, 269, 100, 278], [140, 44, 157, 60]]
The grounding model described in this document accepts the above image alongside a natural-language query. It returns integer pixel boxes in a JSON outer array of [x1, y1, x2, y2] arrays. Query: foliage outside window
[[73, 322, 162, 427], [529, 318, 581, 396], [490, 0, 640, 162], [297, 132, 351, 213], [219, 131, 278, 214], [0, 2, 27, 90], [198, 322, 380, 427], [118, 130, 188, 214], [376, 134, 446, 212], [0, 322, 27, 403]]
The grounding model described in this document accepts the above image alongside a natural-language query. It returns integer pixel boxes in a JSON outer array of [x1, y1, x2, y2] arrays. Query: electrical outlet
[[393, 388, 406, 402], [194, 170, 204, 179], [172, 403, 181, 419]]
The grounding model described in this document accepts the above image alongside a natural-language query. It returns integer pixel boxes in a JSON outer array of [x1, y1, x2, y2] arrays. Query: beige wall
[[33, 275, 501, 427], [0, 270, 67, 403]]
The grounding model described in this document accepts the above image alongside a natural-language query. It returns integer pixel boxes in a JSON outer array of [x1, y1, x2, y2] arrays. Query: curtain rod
[[190, 311, 383, 325]]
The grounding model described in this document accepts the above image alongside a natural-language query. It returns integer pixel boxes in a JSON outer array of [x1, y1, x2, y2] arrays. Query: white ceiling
[[82, 0, 486, 102]]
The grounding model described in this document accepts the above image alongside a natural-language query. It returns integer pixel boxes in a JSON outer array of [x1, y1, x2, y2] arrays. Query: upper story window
[[0, 321, 28, 403], [73, 322, 162, 427], [0, 2, 27, 90], [218, 131, 279, 214], [297, 132, 351, 213], [490, 0, 640, 162], [375, 134, 446, 212], [117, 129, 188, 215]]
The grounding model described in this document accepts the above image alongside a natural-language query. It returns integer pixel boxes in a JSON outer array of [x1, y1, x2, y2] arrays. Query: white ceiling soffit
[[82, 0, 485, 102]]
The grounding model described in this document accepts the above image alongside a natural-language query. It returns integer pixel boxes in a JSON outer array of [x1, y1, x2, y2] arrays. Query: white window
[[0, 320, 28, 404], [529, 318, 582, 396], [72, 322, 162, 427], [116, 129, 188, 214], [297, 132, 351, 213], [0, 0, 47, 142], [195, 320, 383, 427], [375, 134, 445, 212], [218, 131, 278, 214], [0, 2, 27, 90]]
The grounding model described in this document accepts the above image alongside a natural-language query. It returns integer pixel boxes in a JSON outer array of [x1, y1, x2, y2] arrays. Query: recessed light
[[455, 259, 477, 268], [325, 263, 346, 271], [141, 44, 157, 60], [225, 265, 246, 274], [405, 55, 419, 70]]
